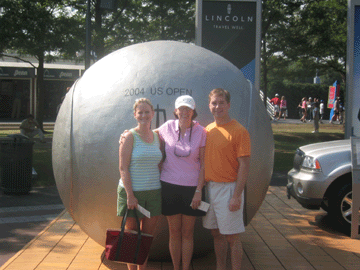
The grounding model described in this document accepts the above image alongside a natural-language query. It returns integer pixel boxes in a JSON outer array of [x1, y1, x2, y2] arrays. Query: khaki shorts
[[202, 181, 245, 235], [117, 185, 162, 219]]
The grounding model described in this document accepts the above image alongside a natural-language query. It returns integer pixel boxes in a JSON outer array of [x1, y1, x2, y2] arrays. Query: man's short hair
[[209, 88, 231, 103]]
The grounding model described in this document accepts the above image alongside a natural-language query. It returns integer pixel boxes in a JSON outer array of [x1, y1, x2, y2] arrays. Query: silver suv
[[287, 139, 353, 226]]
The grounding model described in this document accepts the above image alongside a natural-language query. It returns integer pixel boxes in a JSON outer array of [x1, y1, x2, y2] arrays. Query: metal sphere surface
[[52, 40, 274, 259]]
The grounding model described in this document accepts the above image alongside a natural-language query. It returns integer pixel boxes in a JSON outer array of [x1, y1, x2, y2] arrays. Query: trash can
[[0, 135, 35, 194]]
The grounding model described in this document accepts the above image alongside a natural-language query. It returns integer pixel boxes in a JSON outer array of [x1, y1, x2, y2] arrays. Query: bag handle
[[115, 208, 143, 264]]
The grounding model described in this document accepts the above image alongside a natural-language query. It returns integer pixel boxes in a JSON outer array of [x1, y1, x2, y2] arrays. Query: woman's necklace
[[178, 121, 193, 141], [135, 127, 153, 143]]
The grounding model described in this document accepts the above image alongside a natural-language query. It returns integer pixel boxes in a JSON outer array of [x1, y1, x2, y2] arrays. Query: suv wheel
[[331, 182, 357, 226]]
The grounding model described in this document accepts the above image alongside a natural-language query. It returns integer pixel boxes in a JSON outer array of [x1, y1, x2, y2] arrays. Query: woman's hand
[[191, 191, 202, 209], [127, 195, 138, 210]]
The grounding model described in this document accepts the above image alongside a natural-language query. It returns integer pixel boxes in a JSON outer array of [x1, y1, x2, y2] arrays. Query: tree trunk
[[94, 0, 104, 60], [36, 54, 45, 130]]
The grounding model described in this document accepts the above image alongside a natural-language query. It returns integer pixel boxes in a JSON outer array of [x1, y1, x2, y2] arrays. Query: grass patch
[[32, 148, 55, 186], [0, 129, 53, 137], [0, 123, 346, 187], [272, 123, 344, 172]]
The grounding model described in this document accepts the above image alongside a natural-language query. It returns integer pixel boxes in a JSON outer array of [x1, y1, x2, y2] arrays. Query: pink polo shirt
[[302, 100, 306, 109], [158, 120, 206, 187]]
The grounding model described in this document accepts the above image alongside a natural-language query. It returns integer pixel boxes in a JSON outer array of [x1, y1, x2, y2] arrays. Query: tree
[[65, 0, 195, 61], [284, 0, 347, 82], [260, 0, 347, 105], [261, 0, 303, 104], [0, 0, 83, 127]]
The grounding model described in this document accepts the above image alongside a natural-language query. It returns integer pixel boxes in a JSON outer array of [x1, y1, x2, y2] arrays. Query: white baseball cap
[[275, 93, 279, 97], [175, 95, 196, 110]]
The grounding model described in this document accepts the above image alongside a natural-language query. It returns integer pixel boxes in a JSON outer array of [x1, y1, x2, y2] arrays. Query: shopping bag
[[105, 209, 153, 265]]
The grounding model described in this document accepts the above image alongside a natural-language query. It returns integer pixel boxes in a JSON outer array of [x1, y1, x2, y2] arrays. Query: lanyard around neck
[[178, 123, 193, 142]]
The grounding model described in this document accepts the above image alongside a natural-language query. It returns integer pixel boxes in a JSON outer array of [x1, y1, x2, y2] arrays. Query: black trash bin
[[0, 135, 35, 194]]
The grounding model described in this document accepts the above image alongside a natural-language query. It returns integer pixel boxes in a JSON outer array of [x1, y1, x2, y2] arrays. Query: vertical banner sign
[[346, 0, 360, 138], [328, 81, 340, 121], [196, 0, 261, 91], [327, 86, 336, 109]]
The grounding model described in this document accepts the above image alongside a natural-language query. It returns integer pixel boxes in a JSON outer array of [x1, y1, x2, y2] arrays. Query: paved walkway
[[0, 186, 64, 266], [1, 186, 360, 270]]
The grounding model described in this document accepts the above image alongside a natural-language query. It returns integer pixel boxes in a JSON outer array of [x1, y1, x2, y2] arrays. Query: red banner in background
[[328, 86, 336, 109]]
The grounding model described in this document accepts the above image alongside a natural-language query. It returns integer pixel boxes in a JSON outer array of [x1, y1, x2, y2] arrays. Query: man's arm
[[228, 156, 250, 212]]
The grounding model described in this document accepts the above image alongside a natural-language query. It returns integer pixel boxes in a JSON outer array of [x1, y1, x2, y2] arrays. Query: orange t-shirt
[[205, 119, 251, 183]]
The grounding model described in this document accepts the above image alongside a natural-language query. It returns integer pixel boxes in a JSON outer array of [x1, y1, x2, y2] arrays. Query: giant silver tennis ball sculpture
[[53, 40, 274, 259]]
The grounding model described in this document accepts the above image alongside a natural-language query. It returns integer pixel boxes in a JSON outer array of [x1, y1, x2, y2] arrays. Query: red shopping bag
[[105, 209, 153, 265]]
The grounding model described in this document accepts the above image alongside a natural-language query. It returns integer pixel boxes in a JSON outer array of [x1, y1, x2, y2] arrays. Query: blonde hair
[[133, 98, 154, 112], [209, 88, 231, 103]]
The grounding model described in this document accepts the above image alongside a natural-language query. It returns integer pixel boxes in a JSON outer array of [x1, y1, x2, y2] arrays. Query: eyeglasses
[[174, 124, 192, 158]]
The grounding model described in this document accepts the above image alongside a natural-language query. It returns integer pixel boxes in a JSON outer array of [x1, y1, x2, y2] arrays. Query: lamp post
[[85, 0, 91, 70], [85, 0, 117, 70]]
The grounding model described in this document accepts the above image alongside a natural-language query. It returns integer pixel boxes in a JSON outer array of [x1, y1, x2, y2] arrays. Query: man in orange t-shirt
[[203, 88, 251, 270]]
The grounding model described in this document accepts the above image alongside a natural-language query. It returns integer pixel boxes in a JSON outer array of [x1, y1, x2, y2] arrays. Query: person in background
[[203, 88, 251, 270], [340, 103, 345, 124], [118, 98, 163, 270], [307, 97, 313, 122], [19, 114, 46, 143], [330, 97, 340, 124], [319, 100, 325, 123], [279, 96, 287, 120], [299, 97, 307, 123], [270, 93, 281, 120], [339, 103, 344, 124], [312, 101, 320, 133]]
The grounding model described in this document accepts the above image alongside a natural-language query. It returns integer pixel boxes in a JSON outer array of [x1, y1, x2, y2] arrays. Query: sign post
[[195, 0, 262, 91], [346, 0, 360, 138], [351, 136, 360, 238]]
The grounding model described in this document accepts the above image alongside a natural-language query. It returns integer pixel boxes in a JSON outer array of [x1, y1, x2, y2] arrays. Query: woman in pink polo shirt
[[158, 95, 206, 270], [300, 97, 307, 123]]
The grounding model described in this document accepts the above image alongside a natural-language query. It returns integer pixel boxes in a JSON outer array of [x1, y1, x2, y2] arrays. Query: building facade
[[0, 57, 83, 121]]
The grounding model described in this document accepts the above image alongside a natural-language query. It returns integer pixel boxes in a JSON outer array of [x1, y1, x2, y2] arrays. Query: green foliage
[[0, 0, 83, 59], [283, 0, 347, 81], [63, 0, 195, 60], [261, 0, 347, 104], [261, 0, 304, 101]]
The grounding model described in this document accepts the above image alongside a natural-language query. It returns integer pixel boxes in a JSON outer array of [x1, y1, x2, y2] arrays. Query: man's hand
[[229, 197, 241, 212]]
